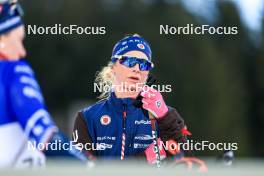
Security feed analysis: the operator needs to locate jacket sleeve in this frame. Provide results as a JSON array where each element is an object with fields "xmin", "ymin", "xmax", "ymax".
[{"xmin": 73, "ymin": 112, "xmax": 97, "ymax": 156}]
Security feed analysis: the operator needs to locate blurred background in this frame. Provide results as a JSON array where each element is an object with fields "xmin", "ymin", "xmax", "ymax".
[{"xmin": 21, "ymin": 0, "xmax": 264, "ymax": 158}]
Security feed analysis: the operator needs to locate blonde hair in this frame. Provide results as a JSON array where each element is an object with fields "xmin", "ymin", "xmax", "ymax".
[{"xmin": 95, "ymin": 61, "xmax": 114, "ymax": 100}]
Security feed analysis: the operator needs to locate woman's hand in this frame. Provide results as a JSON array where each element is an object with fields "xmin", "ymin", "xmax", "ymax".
[{"xmin": 140, "ymin": 86, "xmax": 168, "ymax": 118}]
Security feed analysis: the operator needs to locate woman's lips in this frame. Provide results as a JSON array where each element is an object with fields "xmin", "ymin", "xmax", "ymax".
[{"xmin": 128, "ymin": 76, "xmax": 140, "ymax": 82}]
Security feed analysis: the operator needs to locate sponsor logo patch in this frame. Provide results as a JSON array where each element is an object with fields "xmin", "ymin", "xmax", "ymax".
[
  {"xmin": 100, "ymin": 115, "xmax": 111, "ymax": 125},
  {"xmin": 97, "ymin": 136, "xmax": 116, "ymax": 141},
  {"xmin": 135, "ymin": 120, "xmax": 151, "ymax": 125},
  {"xmin": 137, "ymin": 43, "xmax": 145, "ymax": 50},
  {"xmin": 134, "ymin": 143, "xmax": 150, "ymax": 149},
  {"xmin": 134, "ymin": 135, "xmax": 153, "ymax": 141}
]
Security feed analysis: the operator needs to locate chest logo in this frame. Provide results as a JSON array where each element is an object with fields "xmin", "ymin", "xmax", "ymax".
[{"xmin": 100, "ymin": 115, "xmax": 111, "ymax": 125}]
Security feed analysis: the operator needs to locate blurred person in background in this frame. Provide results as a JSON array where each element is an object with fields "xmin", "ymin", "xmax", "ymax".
[
  {"xmin": 0, "ymin": 0, "xmax": 89, "ymax": 168},
  {"xmin": 73, "ymin": 34, "xmax": 193, "ymax": 165}
]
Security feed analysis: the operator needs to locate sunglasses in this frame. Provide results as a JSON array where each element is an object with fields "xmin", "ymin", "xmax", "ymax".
[{"xmin": 112, "ymin": 55, "xmax": 154, "ymax": 71}]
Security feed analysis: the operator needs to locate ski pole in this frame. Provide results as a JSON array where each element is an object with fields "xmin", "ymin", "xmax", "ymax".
[{"xmin": 148, "ymin": 112, "xmax": 161, "ymax": 168}]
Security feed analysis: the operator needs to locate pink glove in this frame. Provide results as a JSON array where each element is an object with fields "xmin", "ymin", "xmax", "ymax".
[
  {"xmin": 144, "ymin": 138, "xmax": 167, "ymax": 164},
  {"xmin": 140, "ymin": 86, "xmax": 168, "ymax": 118}
]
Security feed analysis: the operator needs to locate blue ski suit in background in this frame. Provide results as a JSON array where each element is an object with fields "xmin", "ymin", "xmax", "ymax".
[{"xmin": 0, "ymin": 59, "xmax": 56, "ymax": 167}]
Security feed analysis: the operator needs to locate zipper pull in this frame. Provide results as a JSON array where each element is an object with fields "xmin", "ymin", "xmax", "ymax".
[
  {"xmin": 121, "ymin": 104, "xmax": 127, "ymax": 160},
  {"xmin": 122, "ymin": 104, "xmax": 127, "ymax": 130},
  {"xmin": 123, "ymin": 103, "xmax": 127, "ymax": 115}
]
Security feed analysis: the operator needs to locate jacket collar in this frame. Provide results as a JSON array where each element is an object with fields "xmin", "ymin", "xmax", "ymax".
[{"xmin": 107, "ymin": 92, "xmax": 139, "ymax": 113}]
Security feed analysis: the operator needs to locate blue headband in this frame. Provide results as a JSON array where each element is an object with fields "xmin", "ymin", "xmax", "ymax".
[
  {"xmin": 111, "ymin": 35, "xmax": 152, "ymax": 62},
  {"xmin": 0, "ymin": 0, "xmax": 23, "ymax": 35}
]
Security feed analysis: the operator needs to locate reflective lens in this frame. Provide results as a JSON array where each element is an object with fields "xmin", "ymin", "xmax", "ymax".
[{"xmin": 118, "ymin": 56, "xmax": 153, "ymax": 71}]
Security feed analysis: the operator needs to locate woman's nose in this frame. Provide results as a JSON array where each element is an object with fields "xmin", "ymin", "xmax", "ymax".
[{"xmin": 132, "ymin": 64, "xmax": 140, "ymax": 72}]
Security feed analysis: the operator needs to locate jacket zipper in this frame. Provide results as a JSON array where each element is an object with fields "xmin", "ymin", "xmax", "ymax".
[
  {"xmin": 122, "ymin": 104, "xmax": 127, "ymax": 131},
  {"xmin": 120, "ymin": 104, "xmax": 127, "ymax": 160}
]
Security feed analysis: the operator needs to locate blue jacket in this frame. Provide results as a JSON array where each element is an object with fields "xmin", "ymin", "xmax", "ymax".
[
  {"xmin": 74, "ymin": 92, "xmax": 186, "ymax": 159},
  {"xmin": 0, "ymin": 59, "xmax": 97, "ymax": 164},
  {"xmin": 0, "ymin": 59, "xmax": 56, "ymax": 145}
]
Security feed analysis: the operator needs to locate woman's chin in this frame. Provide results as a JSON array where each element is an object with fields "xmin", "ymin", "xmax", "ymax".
[
  {"xmin": 128, "ymin": 84, "xmax": 144, "ymax": 93},
  {"xmin": 127, "ymin": 79, "xmax": 143, "ymax": 86},
  {"xmin": 125, "ymin": 81, "xmax": 137, "ymax": 87}
]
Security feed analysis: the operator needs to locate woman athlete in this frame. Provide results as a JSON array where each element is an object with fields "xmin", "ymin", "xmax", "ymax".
[{"xmin": 73, "ymin": 34, "xmax": 191, "ymax": 165}]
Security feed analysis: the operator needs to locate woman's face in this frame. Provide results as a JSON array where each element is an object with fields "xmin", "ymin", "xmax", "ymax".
[
  {"xmin": 0, "ymin": 25, "xmax": 26, "ymax": 60},
  {"xmin": 112, "ymin": 51, "xmax": 149, "ymax": 94}
]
